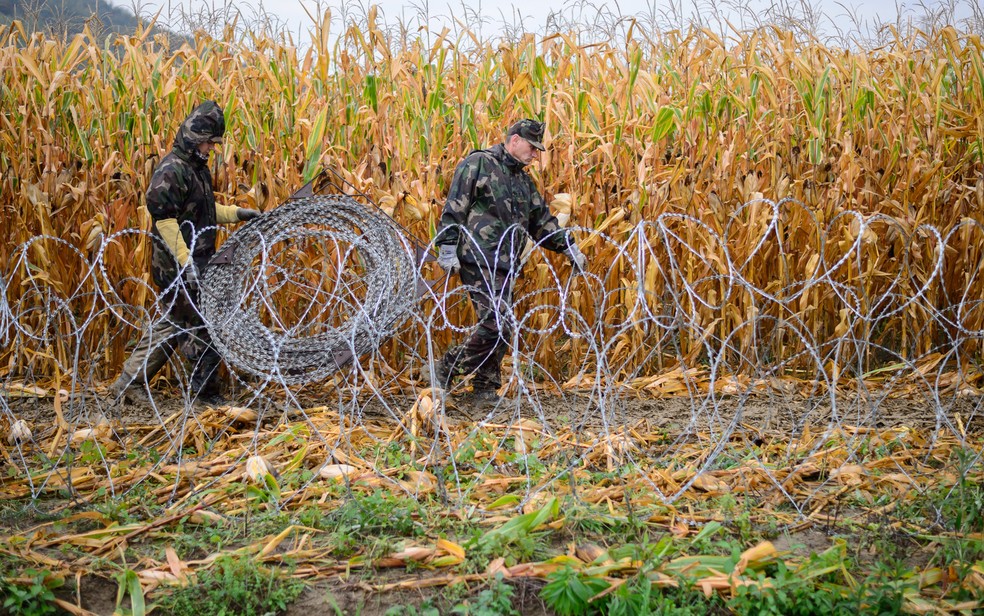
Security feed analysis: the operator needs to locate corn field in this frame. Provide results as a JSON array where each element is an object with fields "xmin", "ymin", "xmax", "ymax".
[
  {"xmin": 1, "ymin": 15, "xmax": 983, "ymax": 383},
  {"xmin": 2, "ymin": 10, "xmax": 984, "ymax": 613}
]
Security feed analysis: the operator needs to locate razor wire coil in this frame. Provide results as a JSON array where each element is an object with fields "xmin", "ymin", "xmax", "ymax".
[
  {"xmin": 2, "ymin": 197, "xmax": 984, "ymax": 516},
  {"xmin": 200, "ymin": 195, "xmax": 418, "ymax": 385}
]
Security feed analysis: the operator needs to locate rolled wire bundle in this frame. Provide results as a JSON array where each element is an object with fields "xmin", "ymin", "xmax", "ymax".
[{"xmin": 200, "ymin": 195, "xmax": 417, "ymax": 385}]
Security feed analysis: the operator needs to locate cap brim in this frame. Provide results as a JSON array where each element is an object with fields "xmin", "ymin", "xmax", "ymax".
[
  {"xmin": 209, "ymin": 136, "xmax": 224, "ymax": 144},
  {"xmin": 528, "ymin": 139, "xmax": 545, "ymax": 151}
]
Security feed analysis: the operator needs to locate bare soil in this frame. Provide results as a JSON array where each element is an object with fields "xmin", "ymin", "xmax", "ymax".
[
  {"xmin": 56, "ymin": 575, "xmax": 118, "ymax": 615},
  {"xmin": 51, "ymin": 573, "xmax": 551, "ymax": 616},
  {"xmin": 7, "ymin": 384, "xmax": 982, "ymax": 434},
  {"xmin": 282, "ymin": 577, "xmax": 551, "ymax": 616}
]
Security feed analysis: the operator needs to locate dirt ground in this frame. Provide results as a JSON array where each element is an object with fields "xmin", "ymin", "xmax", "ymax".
[
  {"xmin": 283, "ymin": 577, "xmax": 553, "ymax": 616},
  {"xmin": 62, "ymin": 574, "xmax": 552, "ymax": 616},
  {"xmin": 6, "ymin": 382, "xmax": 982, "ymax": 435},
  {"xmin": 6, "ymin": 384, "xmax": 983, "ymax": 615}
]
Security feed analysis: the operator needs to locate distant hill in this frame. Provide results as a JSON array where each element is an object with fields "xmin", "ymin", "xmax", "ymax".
[{"xmin": 0, "ymin": 0, "xmax": 171, "ymax": 41}]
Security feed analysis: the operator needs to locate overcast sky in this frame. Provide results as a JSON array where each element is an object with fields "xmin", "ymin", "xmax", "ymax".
[{"xmin": 109, "ymin": 0, "xmax": 980, "ymax": 43}]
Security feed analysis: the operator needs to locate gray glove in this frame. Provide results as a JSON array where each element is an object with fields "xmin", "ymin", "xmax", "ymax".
[
  {"xmin": 182, "ymin": 261, "xmax": 200, "ymax": 294},
  {"xmin": 437, "ymin": 245, "xmax": 460, "ymax": 273},
  {"xmin": 564, "ymin": 243, "xmax": 587, "ymax": 274},
  {"xmin": 237, "ymin": 208, "xmax": 261, "ymax": 221}
]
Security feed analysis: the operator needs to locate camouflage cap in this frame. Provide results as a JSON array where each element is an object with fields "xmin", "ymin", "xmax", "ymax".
[
  {"xmin": 178, "ymin": 100, "xmax": 225, "ymax": 146},
  {"xmin": 506, "ymin": 119, "xmax": 545, "ymax": 151}
]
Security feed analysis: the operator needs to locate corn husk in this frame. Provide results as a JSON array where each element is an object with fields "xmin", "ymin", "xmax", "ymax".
[{"xmin": 7, "ymin": 419, "xmax": 32, "ymax": 444}]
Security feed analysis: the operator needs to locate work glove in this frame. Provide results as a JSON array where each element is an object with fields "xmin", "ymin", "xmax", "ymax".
[
  {"xmin": 564, "ymin": 243, "xmax": 587, "ymax": 274},
  {"xmin": 237, "ymin": 208, "xmax": 261, "ymax": 221},
  {"xmin": 182, "ymin": 261, "xmax": 200, "ymax": 294},
  {"xmin": 437, "ymin": 245, "xmax": 460, "ymax": 274}
]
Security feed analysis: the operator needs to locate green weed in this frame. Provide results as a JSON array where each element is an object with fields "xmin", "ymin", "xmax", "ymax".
[
  {"xmin": 467, "ymin": 497, "xmax": 559, "ymax": 570},
  {"xmin": 541, "ymin": 565, "xmax": 610, "ymax": 615},
  {"xmin": 451, "ymin": 574, "xmax": 519, "ymax": 616},
  {"xmin": 607, "ymin": 578, "xmax": 723, "ymax": 616},
  {"xmin": 385, "ymin": 599, "xmax": 440, "ymax": 616},
  {"xmin": 156, "ymin": 554, "xmax": 304, "ymax": 616},
  {"xmin": 728, "ymin": 561, "xmax": 856, "ymax": 615},
  {"xmin": 0, "ymin": 568, "xmax": 63, "ymax": 616}
]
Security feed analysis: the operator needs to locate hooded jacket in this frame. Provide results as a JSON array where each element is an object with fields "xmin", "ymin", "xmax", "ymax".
[
  {"xmin": 435, "ymin": 143, "xmax": 569, "ymax": 273},
  {"xmin": 146, "ymin": 100, "xmax": 241, "ymax": 288}
]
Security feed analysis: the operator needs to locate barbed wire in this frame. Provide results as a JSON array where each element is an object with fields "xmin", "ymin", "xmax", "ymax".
[
  {"xmin": 1, "ymin": 197, "xmax": 983, "ymax": 522},
  {"xmin": 201, "ymin": 195, "xmax": 418, "ymax": 385}
]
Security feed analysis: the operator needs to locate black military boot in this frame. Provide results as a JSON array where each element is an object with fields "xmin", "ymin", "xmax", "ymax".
[
  {"xmin": 108, "ymin": 373, "xmax": 151, "ymax": 406},
  {"xmin": 470, "ymin": 370, "xmax": 502, "ymax": 404},
  {"xmin": 431, "ymin": 359, "xmax": 453, "ymax": 390},
  {"xmin": 470, "ymin": 388, "xmax": 501, "ymax": 404},
  {"xmin": 189, "ymin": 356, "xmax": 225, "ymax": 407},
  {"xmin": 432, "ymin": 346, "xmax": 464, "ymax": 391},
  {"xmin": 195, "ymin": 386, "xmax": 227, "ymax": 407}
]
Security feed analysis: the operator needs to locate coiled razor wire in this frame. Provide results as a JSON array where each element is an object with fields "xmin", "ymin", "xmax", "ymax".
[
  {"xmin": 200, "ymin": 195, "xmax": 417, "ymax": 385},
  {"xmin": 1, "ymin": 197, "xmax": 984, "ymax": 520}
]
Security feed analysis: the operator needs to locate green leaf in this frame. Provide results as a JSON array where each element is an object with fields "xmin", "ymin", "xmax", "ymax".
[
  {"xmin": 652, "ymin": 105, "xmax": 678, "ymax": 141},
  {"xmin": 364, "ymin": 74, "xmax": 378, "ymax": 112},
  {"xmin": 487, "ymin": 494, "xmax": 521, "ymax": 510},
  {"xmin": 542, "ymin": 565, "xmax": 611, "ymax": 616},
  {"xmin": 128, "ymin": 569, "xmax": 146, "ymax": 616},
  {"xmin": 478, "ymin": 497, "xmax": 559, "ymax": 548},
  {"xmin": 692, "ymin": 520, "xmax": 723, "ymax": 543},
  {"xmin": 302, "ymin": 105, "xmax": 329, "ymax": 182},
  {"xmin": 264, "ymin": 472, "xmax": 282, "ymax": 500}
]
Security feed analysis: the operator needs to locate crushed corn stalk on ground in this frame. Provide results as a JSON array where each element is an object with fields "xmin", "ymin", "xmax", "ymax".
[{"xmin": 2, "ymin": 387, "xmax": 983, "ymax": 614}]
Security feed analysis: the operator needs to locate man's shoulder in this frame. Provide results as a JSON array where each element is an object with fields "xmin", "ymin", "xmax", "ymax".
[
  {"xmin": 148, "ymin": 153, "xmax": 195, "ymax": 195},
  {"xmin": 451, "ymin": 149, "xmax": 497, "ymax": 179},
  {"xmin": 153, "ymin": 150, "xmax": 186, "ymax": 172},
  {"xmin": 151, "ymin": 152, "xmax": 191, "ymax": 179},
  {"xmin": 460, "ymin": 148, "xmax": 496, "ymax": 165}
]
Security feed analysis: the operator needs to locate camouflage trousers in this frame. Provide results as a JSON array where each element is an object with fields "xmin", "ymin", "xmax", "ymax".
[
  {"xmin": 441, "ymin": 266, "xmax": 514, "ymax": 391},
  {"xmin": 117, "ymin": 285, "xmax": 221, "ymax": 393}
]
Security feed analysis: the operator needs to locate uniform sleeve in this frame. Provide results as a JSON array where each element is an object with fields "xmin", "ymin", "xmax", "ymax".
[
  {"xmin": 146, "ymin": 163, "xmax": 192, "ymax": 265},
  {"xmin": 435, "ymin": 155, "xmax": 482, "ymax": 247},
  {"xmin": 145, "ymin": 163, "xmax": 186, "ymax": 221},
  {"xmin": 215, "ymin": 204, "xmax": 240, "ymax": 224},
  {"xmin": 155, "ymin": 218, "xmax": 190, "ymax": 266},
  {"xmin": 527, "ymin": 179, "xmax": 569, "ymax": 253}
]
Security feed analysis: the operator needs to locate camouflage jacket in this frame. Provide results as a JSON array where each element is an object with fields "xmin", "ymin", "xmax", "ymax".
[
  {"xmin": 147, "ymin": 101, "xmax": 224, "ymax": 289},
  {"xmin": 435, "ymin": 143, "xmax": 569, "ymax": 273}
]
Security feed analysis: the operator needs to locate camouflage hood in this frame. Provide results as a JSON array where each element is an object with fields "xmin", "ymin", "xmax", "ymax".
[{"xmin": 172, "ymin": 101, "xmax": 225, "ymax": 154}]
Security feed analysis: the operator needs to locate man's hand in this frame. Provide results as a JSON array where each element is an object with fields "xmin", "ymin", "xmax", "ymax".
[
  {"xmin": 437, "ymin": 245, "xmax": 460, "ymax": 274},
  {"xmin": 564, "ymin": 243, "xmax": 587, "ymax": 274},
  {"xmin": 182, "ymin": 262, "xmax": 200, "ymax": 294},
  {"xmin": 237, "ymin": 208, "xmax": 261, "ymax": 221}
]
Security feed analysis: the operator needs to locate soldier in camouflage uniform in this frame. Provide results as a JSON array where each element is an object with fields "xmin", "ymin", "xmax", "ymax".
[
  {"xmin": 433, "ymin": 119, "xmax": 587, "ymax": 401},
  {"xmin": 109, "ymin": 101, "xmax": 261, "ymax": 405}
]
